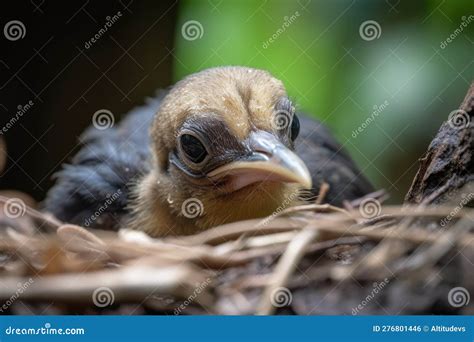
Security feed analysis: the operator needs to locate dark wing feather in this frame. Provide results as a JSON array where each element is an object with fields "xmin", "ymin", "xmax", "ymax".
[
  {"xmin": 295, "ymin": 114, "xmax": 374, "ymax": 205},
  {"xmin": 43, "ymin": 96, "xmax": 160, "ymax": 228}
]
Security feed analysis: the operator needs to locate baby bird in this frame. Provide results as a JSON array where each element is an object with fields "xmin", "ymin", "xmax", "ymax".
[{"xmin": 44, "ymin": 66, "xmax": 372, "ymax": 236}]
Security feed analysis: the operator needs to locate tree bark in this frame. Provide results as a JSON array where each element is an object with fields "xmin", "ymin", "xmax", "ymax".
[{"xmin": 405, "ymin": 83, "xmax": 474, "ymax": 204}]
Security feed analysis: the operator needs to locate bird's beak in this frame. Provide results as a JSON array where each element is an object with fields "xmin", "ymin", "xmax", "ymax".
[{"xmin": 208, "ymin": 131, "xmax": 312, "ymax": 192}]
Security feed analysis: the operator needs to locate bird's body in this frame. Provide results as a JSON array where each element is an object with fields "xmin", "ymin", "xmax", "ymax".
[{"xmin": 44, "ymin": 67, "xmax": 372, "ymax": 236}]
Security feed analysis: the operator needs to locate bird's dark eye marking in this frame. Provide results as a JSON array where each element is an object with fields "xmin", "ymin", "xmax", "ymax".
[
  {"xmin": 290, "ymin": 114, "xmax": 300, "ymax": 141},
  {"xmin": 274, "ymin": 97, "xmax": 299, "ymax": 142},
  {"xmin": 179, "ymin": 134, "xmax": 208, "ymax": 164}
]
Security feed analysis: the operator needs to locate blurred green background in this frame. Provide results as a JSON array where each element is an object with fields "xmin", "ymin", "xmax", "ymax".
[{"xmin": 173, "ymin": 0, "xmax": 473, "ymax": 202}]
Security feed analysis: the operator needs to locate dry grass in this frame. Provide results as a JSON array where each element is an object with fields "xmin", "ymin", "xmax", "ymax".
[{"xmin": 0, "ymin": 189, "xmax": 472, "ymax": 315}]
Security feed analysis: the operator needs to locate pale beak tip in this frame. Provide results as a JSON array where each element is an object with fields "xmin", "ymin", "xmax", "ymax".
[{"xmin": 293, "ymin": 164, "xmax": 313, "ymax": 189}]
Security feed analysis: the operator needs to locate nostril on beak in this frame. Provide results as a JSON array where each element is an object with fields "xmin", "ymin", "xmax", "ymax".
[{"xmin": 247, "ymin": 131, "xmax": 279, "ymax": 156}]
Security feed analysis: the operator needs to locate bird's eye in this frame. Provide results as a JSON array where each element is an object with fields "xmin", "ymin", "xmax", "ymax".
[
  {"xmin": 290, "ymin": 114, "xmax": 300, "ymax": 141},
  {"xmin": 179, "ymin": 134, "xmax": 208, "ymax": 164}
]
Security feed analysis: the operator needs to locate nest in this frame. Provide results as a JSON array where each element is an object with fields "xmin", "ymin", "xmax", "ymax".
[
  {"xmin": 0, "ymin": 188, "xmax": 473, "ymax": 315},
  {"xmin": 0, "ymin": 83, "xmax": 472, "ymax": 315}
]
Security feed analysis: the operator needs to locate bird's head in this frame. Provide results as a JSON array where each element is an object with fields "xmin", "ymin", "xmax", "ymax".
[{"xmin": 133, "ymin": 66, "xmax": 312, "ymax": 236}]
